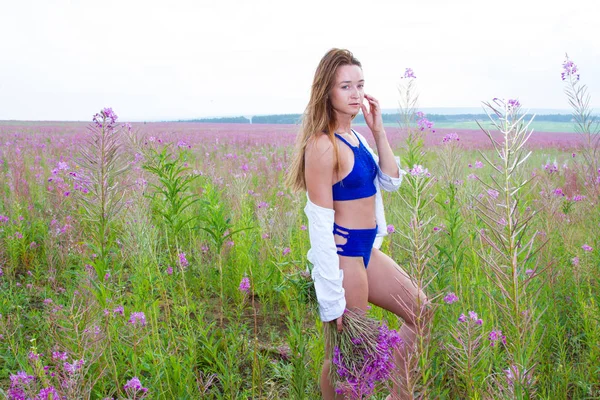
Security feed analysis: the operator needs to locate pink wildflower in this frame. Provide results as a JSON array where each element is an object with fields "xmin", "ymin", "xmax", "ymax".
[
  {"xmin": 129, "ymin": 312, "xmax": 147, "ymax": 326},
  {"xmin": 178, "ymin": 252, "xmax": 189, "ymax": 268},
  {"xmin": 444, "ymin": 292, "xmax": 458, "ymax": 304},
  {"xmin": 239, "ymin": 277, "xmax": 251, "ymax": 293}
]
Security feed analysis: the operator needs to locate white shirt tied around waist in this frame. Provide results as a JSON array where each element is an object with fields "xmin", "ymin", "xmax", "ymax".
[{"xmin": 304, "ymin": 131, "xmax": 406, "ymax": 322}]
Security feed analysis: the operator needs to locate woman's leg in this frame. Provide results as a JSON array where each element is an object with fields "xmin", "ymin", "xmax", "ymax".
[
  {"xmin": 321, "ymin": 257, "xmax": 369, "ymax": 400},
  {"xmin": 366, "ymin": 248, "xmax": 431, "ymax": 400}
]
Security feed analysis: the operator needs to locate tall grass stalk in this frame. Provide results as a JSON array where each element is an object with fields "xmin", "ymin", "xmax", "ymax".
[
  {"xmin": 139, "ymin": 139, "xmax": 201, "ymax": 320},
  {"xmin": 197, "ymin": 182, "xmax": 252, "ymax": 328},
  {"xmin": 74, "ymin": 108, "xmax": 131, "ymax": 306},
  {"xmin": 393, "ymin": 72, "xmax": 438, "ymax": 398},
  {"xmin": 475, "ymin": 99, "xmax": 546, "ymax": 398},
  {"xmin": 561, "ymin": 54, "xmax": 600, "ymax": 198}
]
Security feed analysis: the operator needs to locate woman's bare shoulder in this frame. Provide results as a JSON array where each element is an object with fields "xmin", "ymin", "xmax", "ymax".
[{"xmin": 305, "ymin": 132, "xmax": 334, "ymax": 166}]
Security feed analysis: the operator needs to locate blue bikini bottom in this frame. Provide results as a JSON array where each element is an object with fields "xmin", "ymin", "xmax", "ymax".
[{"xmin": 333, "ymin": 223, "xmax": 378, "ymax": 268}]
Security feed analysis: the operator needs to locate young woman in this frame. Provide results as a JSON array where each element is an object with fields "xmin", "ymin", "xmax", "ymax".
[{"xmin": 285, "ymin": 48, "xmax": 430, "ymax": 399}]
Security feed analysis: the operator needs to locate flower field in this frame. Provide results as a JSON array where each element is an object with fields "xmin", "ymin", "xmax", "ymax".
[
  {"xmin": 0, "ymin": 112, "xmax": 598, "ymax": 399},
  {"xmin": 1, "ymin": 58, "xmax": 599, "ymax": 400}
]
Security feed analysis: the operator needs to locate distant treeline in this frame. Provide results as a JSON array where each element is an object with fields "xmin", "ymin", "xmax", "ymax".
[
  {"xmin": 180, "ymin": 113, "xmax": 576, "ymax": 124},
  {"xmin": 181, "ymin": 116, "xmax": 250, "ymax": 123}
]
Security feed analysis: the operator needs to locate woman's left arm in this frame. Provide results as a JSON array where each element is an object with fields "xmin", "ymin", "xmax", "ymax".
[{"xmin": 361, "ymin": 93, "xmax": 400, "ymax": 178}]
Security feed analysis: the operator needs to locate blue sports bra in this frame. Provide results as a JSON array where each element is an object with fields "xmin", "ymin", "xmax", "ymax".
[{"xmin": 332, "ymin": 130, "xmax": 378, "ymax": 201}]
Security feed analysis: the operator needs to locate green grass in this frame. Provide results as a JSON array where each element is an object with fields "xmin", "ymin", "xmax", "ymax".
[{"xmin": 0, "ymin": 124, "xmax": 599, "ymax": 399}]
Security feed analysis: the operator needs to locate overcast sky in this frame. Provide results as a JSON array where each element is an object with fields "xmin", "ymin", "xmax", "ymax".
[{"xmin": 1, "ymin": 0, "xmax": 598, "ymax": 121}]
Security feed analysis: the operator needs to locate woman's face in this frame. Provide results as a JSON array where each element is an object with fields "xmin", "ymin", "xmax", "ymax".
[{"xmin": 329, "ymin": 64, "xmax": 364, "ymax": 118}]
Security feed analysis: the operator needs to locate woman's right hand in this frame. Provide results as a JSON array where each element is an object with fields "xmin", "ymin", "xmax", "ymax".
[{"xmin": 336, "ymin": 315, "xmax": 343, "ymax": 332}]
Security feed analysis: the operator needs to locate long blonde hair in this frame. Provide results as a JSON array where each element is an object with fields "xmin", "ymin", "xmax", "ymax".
[{"xmin": 284, "ymin": 48, "xmax": 362, "ymax": 192}]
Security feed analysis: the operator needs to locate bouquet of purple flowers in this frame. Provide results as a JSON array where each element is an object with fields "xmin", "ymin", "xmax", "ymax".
[{"xmin": 326, "ymin": 308, "xmax": 403, "ymax": 399}]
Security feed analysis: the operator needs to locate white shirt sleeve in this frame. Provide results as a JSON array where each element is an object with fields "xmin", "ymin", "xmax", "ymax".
[{"xmin": 304, "ymin": 194, "xmax": 346, "ymax": 322}]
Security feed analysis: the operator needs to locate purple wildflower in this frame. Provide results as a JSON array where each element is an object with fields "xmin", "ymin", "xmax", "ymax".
[
  {"xmin": 409, "ymin": 164, "xmax": 430, "ymax": 177},
  {"xmin": 561, "ymin": 55, "xmax": 580, "ymax": 81},
  {"xmin": 332, "ymin": 322, "xmax": 403, "ymax": 398},
  {"xmin": 467, "ymin": 311, "xmax": 483, "ymax": 325},
  {"xmin": 504, "ymin": 364, "xmax": 533, "ymax": 387},
  {"xmin": 543, "ymin": 162, "xmax": 558, "ymax": 174},
  {"xmin": 36, "ymin": 386, "xmax": 61, "ymax": 400},
  {"xmin": 282, "ymin": 247, "xmax": 291, "ymax": 256},
  {"xmin": 124, "ymin": 377, "xmax": 148, "ymax": 398},
  {"xmin": 8, "ymin": 371, "xmax": 35, "ymax": 399},
  {"xmin": 178, "ymin": 252, "xmax": 189, "ymax": 268},
  {"xmin": 505, "ymin": 366, "xmax": 516, "ymax": 386},
  {"xmin": 553, "ymin": 188, "xmax": 565, "ymax": 197},
  {"xmin": 239, "ymin": 276, "xmax": 251, "ymax": 293},
  {"xmin": 63, "ymin": 359, "xmax": 84, "ymax": 374},
  {"xmin": 487, "ymin": 189, "xmax": 499, "ymax": 199},
  {"xmin": 489, "ymin": 330, "xmax": 507, "ymax": 347},
  {"xmin": 416, "ymin": 112, "xmax": 435, "ymax": 132},
  {"xmin": 582, "ymin": 244, "xmax": 593, "ymax": 252},
  {"xmin": 113, "ymin": 305, "xmax": 124, "ymax": 316},
  {"xmin": 386, "ymin": 224, "xmax": 395, "ymax": 234},
  {"xmin": 402, "ymin": 68, "xmax": 416, "ymax": 79},
  {"xmin": 572, "ymin": 256, "xmax": 580, "ymax": 266},
  {"xmin": 507, "ymin": 99, "xmax": 521, "ymax": 109},
  {"xmin": 52, "ymin": 351, "xmax": 68, "ymax": 361},
  {"xmin": 458, "ymin": 313, "xmax": 467, "ymax": 323},
  {"xmin": 444, "ymin": 292, "xmax": 458, "ymax": 304},
  {"xmin": 10, "ymin": 371, "xmax": 35, "ymax": 386},
  {"xmin": 442, "ymin": 132, "xmax": 460, "ymax": 143},
  {"xmin": 92, "ymin": 107, "xmax": 118, "ymax": 129},
  {"xmin": 129, "ymin": 312, "xmax": 147, "ymax": 326}
]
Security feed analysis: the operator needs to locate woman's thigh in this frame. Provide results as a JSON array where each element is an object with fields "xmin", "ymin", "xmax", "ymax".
[
  {"xmin": 366, "ymin": 248, "xmax": 428, "ymax": 324},
  {"xmin": 339, "ymin": 256, "xmax": 369, "ymax": 311}
]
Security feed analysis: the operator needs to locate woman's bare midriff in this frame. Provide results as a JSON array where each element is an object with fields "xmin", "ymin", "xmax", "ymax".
[
  {"xmin": 333, "ymin": 196, "xmax": 376, "ymax": 254},
  {"xmin": 333, "ymin": 196, "xmax": 376, "ymax": 229}
]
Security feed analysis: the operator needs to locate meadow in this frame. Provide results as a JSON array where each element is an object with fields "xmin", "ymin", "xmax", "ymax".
[
  {"xmin": 0, "ymin": 98, "xmax": 599, "ymax": 400},
  {"xmin": 387, "ymin": 121, "xmax": 579, "ymax": 134}
]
